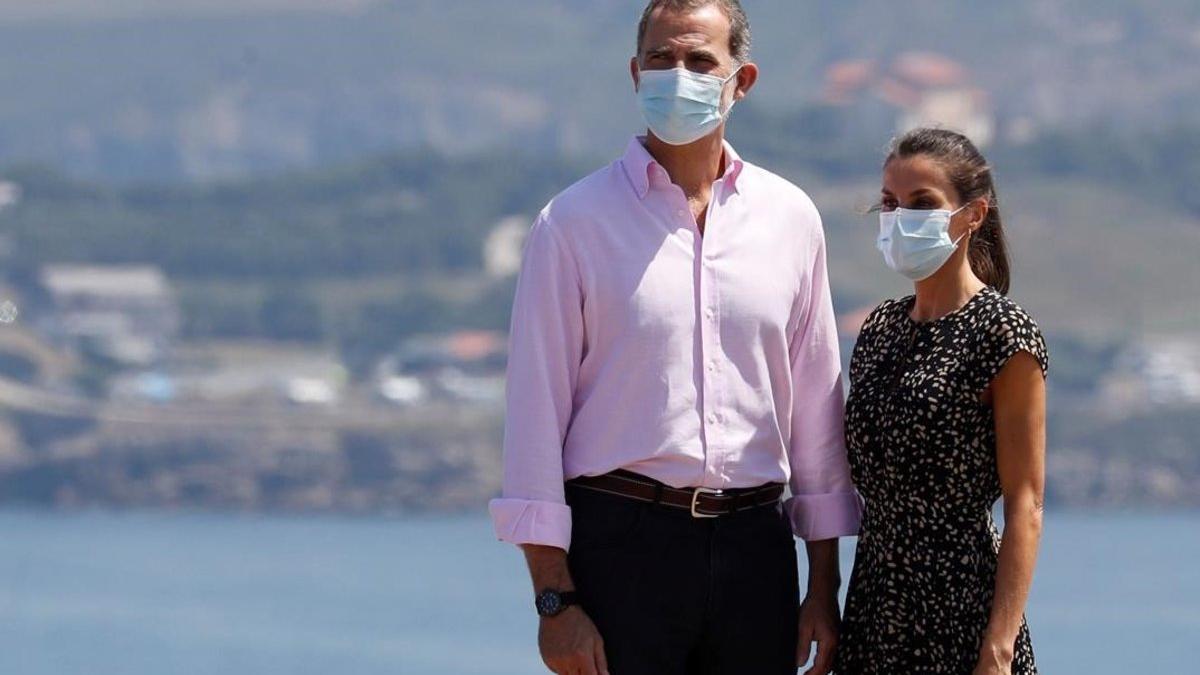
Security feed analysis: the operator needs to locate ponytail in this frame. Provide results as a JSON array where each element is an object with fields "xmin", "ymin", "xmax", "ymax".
[{"xmin": 967, "ymin": 188, "xmax": 1010, "ymax": 294}]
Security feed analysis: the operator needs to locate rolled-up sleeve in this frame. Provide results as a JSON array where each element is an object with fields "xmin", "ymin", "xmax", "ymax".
[
  {"xmin": 783, "ymin": 220, "xmax": 863, "ymax": 541},
  {"xmin": 488, "ymin": 211, "xmax": 583, "ymax": 552}
]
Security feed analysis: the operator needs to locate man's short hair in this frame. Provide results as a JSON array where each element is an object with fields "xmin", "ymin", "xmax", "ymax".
[{"xmin": 636, "ymin": 0, "xmax": 752, "ymax": 64}]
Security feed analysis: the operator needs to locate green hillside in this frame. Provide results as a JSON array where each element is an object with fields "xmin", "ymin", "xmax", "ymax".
[
  {"xmin": 4, "ymin": 124, "xmax": 1198, "ymax": 345},
  {"xmin": 0, "ymin": 0, "xmax": 1198, "ymax": 180}
]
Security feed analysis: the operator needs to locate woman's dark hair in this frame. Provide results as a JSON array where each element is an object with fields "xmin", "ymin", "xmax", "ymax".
[{"xmin": 885, "ymin": 127, "xmax": 1011, "ymax": 295}]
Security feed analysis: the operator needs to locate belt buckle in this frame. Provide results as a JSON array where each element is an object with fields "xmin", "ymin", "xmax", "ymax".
[{"xmin": 690, "ymin": 486, "xmax": 723, "ymax": 518}]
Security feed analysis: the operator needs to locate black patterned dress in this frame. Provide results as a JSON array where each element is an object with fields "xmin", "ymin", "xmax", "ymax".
[{"xmin": 834, "ymin": 286, "xmax": 1048, "ymax": 675}]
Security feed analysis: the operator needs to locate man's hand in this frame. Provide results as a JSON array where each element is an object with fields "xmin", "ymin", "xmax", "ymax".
[
  {"xmin": 520, "ymin": 544, "xmax": 608, "ymax": 674},
  {"xmin": 796, "ymin": 591, "xmax": 839, "ymax": 674},
  {"xmin": 797, "ymin": 537, "xmax": 841, "ymax": 674},
  {"xmin": 539, "ymin": 607, "xmax": 609, "ymax": 675}
]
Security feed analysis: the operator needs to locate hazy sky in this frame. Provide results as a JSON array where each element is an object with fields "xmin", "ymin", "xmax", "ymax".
[{"xmin": 0, "ymin": 0, "xmax": 373, "ymax": 22}]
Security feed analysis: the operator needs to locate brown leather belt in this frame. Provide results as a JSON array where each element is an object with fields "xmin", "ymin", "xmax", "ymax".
[{"xmin": 566, "ymin": 469, "xmax": 785, "ymax": 518}]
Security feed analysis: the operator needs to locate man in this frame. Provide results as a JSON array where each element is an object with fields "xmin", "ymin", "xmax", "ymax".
[{"xmin": 489, "ymin": 2, "xmax": 861, "ymax": 673}]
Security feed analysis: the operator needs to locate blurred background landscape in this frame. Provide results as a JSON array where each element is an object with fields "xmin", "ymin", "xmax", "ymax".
[
  {"xmin": 1, "ymin": 0, "xmax": 1197, "ymax": 512},
  {"xmin": 0, "ymin": 1, "xmax": 1197, "ymax": 673}
]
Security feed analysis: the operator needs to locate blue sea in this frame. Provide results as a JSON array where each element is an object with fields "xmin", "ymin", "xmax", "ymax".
[{"xmin": 0, "ymin": 510, "xmax": 1195, "ymax": 674}]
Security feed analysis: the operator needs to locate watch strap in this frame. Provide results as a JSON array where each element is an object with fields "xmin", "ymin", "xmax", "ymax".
[{"xmin": 535, "ymin": 588, "xmax": 578, "ymax": 616}]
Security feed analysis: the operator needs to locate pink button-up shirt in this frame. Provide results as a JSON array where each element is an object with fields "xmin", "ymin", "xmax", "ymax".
[{"xmin": 489, "ymin": 136, "xmax": 861, "ymax": 551}]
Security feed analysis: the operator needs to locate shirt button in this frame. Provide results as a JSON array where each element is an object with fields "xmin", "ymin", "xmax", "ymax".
[
  {"xmin": 707, "ymin": 360, "xmax": 717, "ymax": 372},
  {"xmin": 676, "ymin": 209, "xmax": 686, "ymax": 218},
  {"xmin": 707, "ymin": 412, "xmax": 718, "ymax": 424},
  {"xmin": 704, "ymin": 307, "xmax": 715, "ymax": 319}
]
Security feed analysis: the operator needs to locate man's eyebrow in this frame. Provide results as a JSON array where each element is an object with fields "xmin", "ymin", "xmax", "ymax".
[
  {"xmin": 644, "ymin": 45, "xmax": 674, "ymax": 58},
  {"xmin": 687, "ymin": 47, "xmax": 720, "ymax": 61}
]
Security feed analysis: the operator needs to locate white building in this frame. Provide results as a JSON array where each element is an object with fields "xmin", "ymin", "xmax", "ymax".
[
  {"xmin": 483, "ymin": 215, "xmax": 529, "ymax": 278},
  {"xmin": 897, "ymin": 88, "xmax": 994, "ymax": 148},
  {"xmin": 820, "ymin": 52, "xmax": 996, "ymax": 148},
  {"xmin": 39, "ymin": 264, "xmax": 181, "ymax": 366},
  {"xmin": 0, "ymin": 181, "xmax": 21, "ymax": 210}
]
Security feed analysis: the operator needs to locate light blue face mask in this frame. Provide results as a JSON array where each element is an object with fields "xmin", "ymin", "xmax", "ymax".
[
  {"xmin": 877, "ymin": 204, "xmax": 969, "ymax": 281},
  {"xmin": 636, "ymin": 66, "xmax": 740, "ymax": 146}
]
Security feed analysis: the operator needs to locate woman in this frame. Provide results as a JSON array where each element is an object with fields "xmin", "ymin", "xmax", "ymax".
[{"xmin": 834, "ymin": 128, "xmax": 1048, "ymax": 675}]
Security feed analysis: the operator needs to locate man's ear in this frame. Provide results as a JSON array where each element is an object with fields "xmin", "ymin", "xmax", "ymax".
[
  {"xmin": 630, "ymin": 57, "xmax": 641, "ymax": 91},
  {"xmin": 733, "ymin": 62, "xmax": 759, "ymax": 101}
]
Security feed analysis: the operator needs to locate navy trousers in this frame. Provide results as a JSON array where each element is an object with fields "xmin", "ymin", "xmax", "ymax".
[{"xmin": 565, "ymin": 479, "xmax": 800, "ymax": 674}]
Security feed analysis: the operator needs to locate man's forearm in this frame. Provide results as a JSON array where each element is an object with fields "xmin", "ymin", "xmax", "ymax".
[
  {"xmin": 521, "ymin": 544, "xmax": 576, "ymax": 592},
  {"xmin": 803, "ymin": 538, "xmax": 841, "ymax": 598}
]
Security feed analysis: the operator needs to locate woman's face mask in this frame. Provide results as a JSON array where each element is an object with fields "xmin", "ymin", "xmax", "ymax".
[{"xmin": 876, "ymin": 204, "xmax": 970, "ymax": 281}]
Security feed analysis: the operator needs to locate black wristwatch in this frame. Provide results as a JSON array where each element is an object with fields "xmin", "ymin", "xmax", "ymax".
[{"xmin": 534, "ymin": 588, "xmax": 578, "ymax": 617}]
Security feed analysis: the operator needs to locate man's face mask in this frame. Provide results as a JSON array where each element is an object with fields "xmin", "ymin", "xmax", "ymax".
[{"xmin": 636, "ymin": 66, "xmax": 741, "ymax": 146}]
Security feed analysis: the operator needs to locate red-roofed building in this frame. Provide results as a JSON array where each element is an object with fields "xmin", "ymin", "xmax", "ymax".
[{"xmin": 817, "ymin": 51, "xmax": 994, "ymax": 146}]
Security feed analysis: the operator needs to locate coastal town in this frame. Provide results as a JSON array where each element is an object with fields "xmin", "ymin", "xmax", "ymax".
[{"xmin": 1, "ymin": 178, "xmax": 1196, "ymax": 512}]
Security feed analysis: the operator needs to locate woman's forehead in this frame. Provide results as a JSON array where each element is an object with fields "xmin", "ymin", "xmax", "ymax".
[{"xmin": 883, "ymin": 155, "xmax": 953, "ymax": 195}]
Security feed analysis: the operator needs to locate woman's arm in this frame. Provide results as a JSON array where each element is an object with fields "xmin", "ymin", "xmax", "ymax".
[{"xmin": 975, "ymin": 350, "xmax": 1046, "ymax": 674}]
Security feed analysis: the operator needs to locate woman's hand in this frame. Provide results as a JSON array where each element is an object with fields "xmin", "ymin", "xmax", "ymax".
[{"xmin": 971, "ymin": 641, "xmax": 1014, "ymax": 675}]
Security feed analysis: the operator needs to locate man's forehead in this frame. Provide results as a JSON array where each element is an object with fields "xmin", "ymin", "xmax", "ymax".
[{"xmin": 641, "ymin": 5, "xmax": 732, "ymax": 54}]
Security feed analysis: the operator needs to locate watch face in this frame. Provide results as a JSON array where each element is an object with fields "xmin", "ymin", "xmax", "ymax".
[{"xmin": 536, "ymin": 591, "xmax": 562, "ymax": 616}]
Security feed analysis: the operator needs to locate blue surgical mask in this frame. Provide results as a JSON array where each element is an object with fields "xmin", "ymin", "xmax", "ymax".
[
  {"xmin": 877, "ymin": 205, "xmax": 969, "ymax": 280},
  {"xmin": 636, "ymin": 66, "xmax": 740, "ymax": 146}
]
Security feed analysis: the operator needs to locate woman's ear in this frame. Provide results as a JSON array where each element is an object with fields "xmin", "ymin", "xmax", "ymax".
[{"xmin": 969, "ymin": 199, "xmax": 989, "ymax": 230}]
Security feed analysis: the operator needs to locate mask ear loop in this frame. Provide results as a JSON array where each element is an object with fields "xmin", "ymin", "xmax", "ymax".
[
  {"xmin": 949, "ymin": 202, "xmax": 975, "ymax": 246},
  {"xmin": 718, "ymin": 65, "xmax": 743, "ymax": 118}
]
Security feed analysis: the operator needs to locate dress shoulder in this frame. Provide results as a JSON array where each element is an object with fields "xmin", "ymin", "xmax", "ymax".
[
  {"xmin": 858, "ymin": 295, "xmax": 913, "ymax": 337},
  {"xmin": 969, "ymin": 291, "xmax": 1049, "ymax": 393}
]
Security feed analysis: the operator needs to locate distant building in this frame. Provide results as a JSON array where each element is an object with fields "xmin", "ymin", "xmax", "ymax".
[
  {"xmin": 389, "ymin": 329, "xmax": 507, "ymax": 376},
  {"xmin": 163, "ymin": 341, "xmax": 346, "ymax": 403},
  {"xmin": 38, "ymin": 264, "xmax": 181, "ymax": 366},
  {"xmin": 0, "ymin": 181, "xmax": 21, "ymax": 210},
  {"xmin": 483, "ymin": 215, "xmax": 529, "ymax": 278},
  {"xmin": 1100, "ymin": 339, "xmax": 1200, "ymax": 412},
  {"xmin": 376, "ymin": 375, "xmax": 425, "ymax": 406},
  {"xmin": 820, "ymin": 51, "xmax": 995, "ymax": 147},
  {"xmin": 378, "ymin": 329, "xmax": 507, "ymax": 404},
  {"xmin": 282, "ymin": 376, "xmax": 339, "ymax": 406}
]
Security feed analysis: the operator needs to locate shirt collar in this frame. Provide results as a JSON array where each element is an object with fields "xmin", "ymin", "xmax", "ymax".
[{"xmin": 621, "ymin": 135, "xmax": 746, "ymax": 200}]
